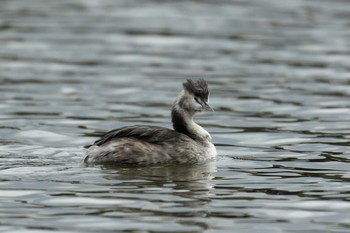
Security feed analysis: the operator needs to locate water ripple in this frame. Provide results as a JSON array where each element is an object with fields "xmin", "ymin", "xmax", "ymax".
[{"xmin": 1, "ymin": 0, "xmax": 350, "ymax": 232}]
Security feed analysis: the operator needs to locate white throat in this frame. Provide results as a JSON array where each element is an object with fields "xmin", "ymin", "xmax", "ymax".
[{"xmin": 183, "ymin": 112, "xmax": 211, "ymax": 140}]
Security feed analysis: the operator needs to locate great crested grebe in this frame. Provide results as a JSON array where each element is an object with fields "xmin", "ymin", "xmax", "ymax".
[{"xmin": 84, "ymin": 79, "xmax": 216, "ymax": 165}]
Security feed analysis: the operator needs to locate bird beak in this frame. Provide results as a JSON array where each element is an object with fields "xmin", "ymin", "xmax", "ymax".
[{"xmin": 203, "ymin": 102, "xmax": 215, "ymax": 112}]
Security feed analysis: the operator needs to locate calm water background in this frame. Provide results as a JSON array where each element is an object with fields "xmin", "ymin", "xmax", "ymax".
[{"xmin": 1, "ymin": 0, "xmax": 350, "ymax": 232}]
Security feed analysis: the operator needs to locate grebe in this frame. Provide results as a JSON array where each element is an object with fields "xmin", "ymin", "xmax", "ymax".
[{"xmin": 84, "ymin": 79, "xmax": 216, "ymax": 165}]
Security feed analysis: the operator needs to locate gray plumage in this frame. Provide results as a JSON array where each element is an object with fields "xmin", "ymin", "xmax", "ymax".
[
  {"xmin": 84, "ymin": 79, "xmax": 216, "ymax": 165},
  {"xmin": 84, "ymin": 125, "xmax": 191, "ymax": 147},
  {"xmin": 183, "ymin": 79, "xmax": 209, "ymax": 100}
]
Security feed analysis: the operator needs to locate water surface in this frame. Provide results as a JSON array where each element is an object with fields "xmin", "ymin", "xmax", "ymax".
[{"xmin": 1, "ymin": 0, "xmax": 350, "ymax": 232}]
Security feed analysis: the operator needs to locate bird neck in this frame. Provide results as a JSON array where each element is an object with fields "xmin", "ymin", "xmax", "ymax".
[{"xmin": 171, "ymin": 93, "xmax": 211, "ymax": 141}]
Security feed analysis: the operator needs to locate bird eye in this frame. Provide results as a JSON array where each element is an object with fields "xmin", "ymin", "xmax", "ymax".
[{"xmin": 194, "ymin": 97, "xmax": 200, "ymax": 103}]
